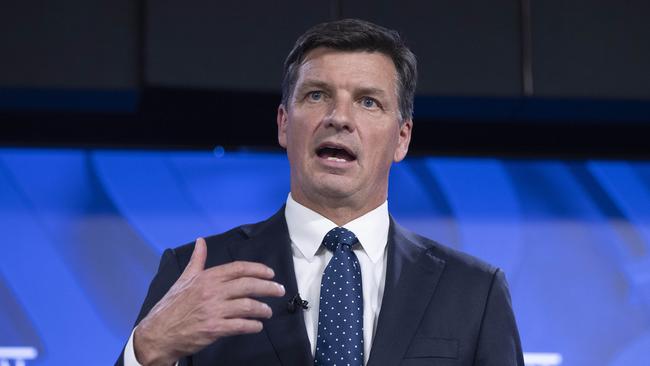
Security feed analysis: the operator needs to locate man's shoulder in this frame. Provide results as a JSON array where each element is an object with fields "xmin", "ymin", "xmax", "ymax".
[
  {"xmin": 171, "ymin": 208, "xmax": 286, "ymax": 266},
  {"xmin": 394, "ymin": 222, "xmax": 499, "ymax": 279}
]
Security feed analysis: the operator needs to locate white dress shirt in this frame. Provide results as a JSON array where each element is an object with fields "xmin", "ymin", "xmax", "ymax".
[
  {"xmin": 124, "ymin": 194, "xmax": 389, "ymax": 365},
  {"xmin": 285, "ymin": 194, "xmax": 389, "ymax": 365}
]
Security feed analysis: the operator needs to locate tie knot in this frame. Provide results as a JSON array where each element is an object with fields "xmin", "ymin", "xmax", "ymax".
[{"xmin": 322, "ymin": 227, "xmax": 358, "ymax": 252}]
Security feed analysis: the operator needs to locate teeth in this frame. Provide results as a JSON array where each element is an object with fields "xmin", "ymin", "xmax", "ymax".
[{"xmin": 327, "ymin": 156, "xmax": 347, "ymax": 163}]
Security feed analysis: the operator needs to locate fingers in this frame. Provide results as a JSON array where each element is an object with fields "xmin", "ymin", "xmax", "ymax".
[
  {"xmin": 205, "ymin": 260, "xmax": 276, "ymax": 282},
  {"xmin": 219, "ymin": 318, "xmax": 264, "ymax": 337},
  {"xmin": 222, "ymin": 277, "xmax": 285, "ymax": 299},
  {"xmin": 180, "ymin": 237, "xmax": 207, "ymax": 280},
  {"xmin": 135, "ymin": 243, "xmax": 285, "ymax": 362},
  {"xmin": 222, "ymin": 298, "xmax": 273, "ymax": 319}
]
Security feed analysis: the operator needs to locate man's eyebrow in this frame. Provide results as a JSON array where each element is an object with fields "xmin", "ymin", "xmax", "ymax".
[
  {"xmin": 295, "ymin": 80, "xmax": 389, "ymax": 99},
  {"xmin": 355, "ymin": 86, "xmax": 387, "ymax": 97},
  {"xmin": 296, "ymin": 79, "xmax": 331, "ymax": 92}
]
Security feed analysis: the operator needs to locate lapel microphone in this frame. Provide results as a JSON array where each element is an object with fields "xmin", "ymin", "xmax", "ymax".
[{"xmin": 287, "ymin": 293, "xmax": 309, "ymax": 313}]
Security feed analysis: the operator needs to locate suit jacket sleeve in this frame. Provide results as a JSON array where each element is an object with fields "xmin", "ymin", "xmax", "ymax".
[
  {"xmin": 474, "ymin": 269, "xmax": 524, "ymax": 366},
  {"xmin": 115, "ymin": 248, "xmax": 185, "ymax": 366}
]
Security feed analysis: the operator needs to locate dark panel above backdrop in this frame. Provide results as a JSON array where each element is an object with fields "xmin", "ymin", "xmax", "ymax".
[
  {"xmin": 145, "ymin": 0, "xmax": 332, "ymax": 91},
  {"xmin": 0, "ymin": 0, "xmax": 649, "ymax": 157},
  {"xmin": 531, "ymin": 0, "xmax": 650, "ymax": 99},
  {"xmin": 328, "ymin": 0, "xmax": 523, "ymax": 96},
  {"xmin": 0, "ymin": 0, "xmax": 138, "ymax": 89},
  {"xmin": 146, "ymin": 0, "xmax": 523, "ymax": 96}
]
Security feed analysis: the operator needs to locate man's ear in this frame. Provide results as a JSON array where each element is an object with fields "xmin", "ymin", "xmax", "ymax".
[
  {"xmin": 277, "ymin": 104, "xmax": 288, "ymax": 148},
  {"xmin": 393, "ymin": 119, "xmax": 412, "ymax": 162}
]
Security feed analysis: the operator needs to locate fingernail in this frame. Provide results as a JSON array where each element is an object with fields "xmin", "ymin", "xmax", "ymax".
[
  {"xmin": 267, "ymin": 267, "xmax": 275, "ymax": 277},
  {"xmin": 277, "ymin": 283, "xmax": 285, "ymax": 293}
]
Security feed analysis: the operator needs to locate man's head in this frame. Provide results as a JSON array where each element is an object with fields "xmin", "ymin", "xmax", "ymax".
[
  {"xmin": 281, "ymin": 19, "xmax": 417, "ymax": 122},
  {"xmin": 277, "ymin": 19, "xmax": 417, "ymax": 223}
]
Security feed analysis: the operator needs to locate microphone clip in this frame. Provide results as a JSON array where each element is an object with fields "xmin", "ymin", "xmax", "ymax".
[{"xmin": 287, "ymin": 293, "xmax": 309, "ymax": 313}]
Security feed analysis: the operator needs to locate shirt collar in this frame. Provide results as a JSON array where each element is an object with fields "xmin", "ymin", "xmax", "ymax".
[{"xmin": 285, "ymin": 193, "xmax": 389, "ymax": 263}]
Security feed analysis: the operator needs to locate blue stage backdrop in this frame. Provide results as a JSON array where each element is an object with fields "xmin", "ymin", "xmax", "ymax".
[{"xmin": 0, "ymin": 148, "xmax": 648, "ymax": 366}]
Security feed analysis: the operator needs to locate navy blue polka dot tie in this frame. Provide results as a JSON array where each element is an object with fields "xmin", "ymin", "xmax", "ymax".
[{"xmin": 314, "ymin": 227, "xmax": 364, "ymax": 366}]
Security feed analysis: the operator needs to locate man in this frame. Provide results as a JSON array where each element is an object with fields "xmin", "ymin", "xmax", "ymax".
[{"xmin": 118, "ymin": 19, "xmax": 524, "ymax": 366}]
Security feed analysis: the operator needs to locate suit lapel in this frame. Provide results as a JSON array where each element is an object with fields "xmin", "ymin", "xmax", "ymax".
[
  {"xmin": 226, "ymin": 208, "xmax": 313, "ymax": 365},
  {"xmin": 367, "ymin": 218, "xmax": 446, "ymax": 366}
]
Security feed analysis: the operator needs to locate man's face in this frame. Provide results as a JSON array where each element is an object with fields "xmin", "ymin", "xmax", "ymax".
[{"xmin": 277, "ymin": 47, "xmax": 412, "ymax": 214}]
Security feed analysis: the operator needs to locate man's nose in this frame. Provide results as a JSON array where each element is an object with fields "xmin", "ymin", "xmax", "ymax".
[{"xmin": 324, "ymin": 96, "xmax": 355, "ymax": 132}]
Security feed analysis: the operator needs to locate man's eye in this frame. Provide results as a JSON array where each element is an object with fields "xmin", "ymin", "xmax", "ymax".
[
  {"xmin": 308, "ymin": 91, "xmax": 323, "ymax": 101},
  {"xmin": 361, "ymin": 97, "xmax": 378, "ymax": 109}
]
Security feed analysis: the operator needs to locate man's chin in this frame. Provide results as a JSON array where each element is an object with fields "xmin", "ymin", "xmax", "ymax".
[{"xmin": 311, "ymin": 176, "xmax": 359, "ymax": 200}]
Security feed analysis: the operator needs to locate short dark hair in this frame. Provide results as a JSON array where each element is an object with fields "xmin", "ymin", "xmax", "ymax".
[{"xmin": 281, "ymin": 19, "xmax": 417, "ymax": 121}]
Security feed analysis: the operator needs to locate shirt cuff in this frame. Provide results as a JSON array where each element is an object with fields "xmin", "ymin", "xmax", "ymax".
[
  {"xmin": 123, "ymin": 327, "xmax": 143, "ymax": 366},
  {"xmin": 124, "ymin": 327, "xmax": 180, "ymax": 366}
]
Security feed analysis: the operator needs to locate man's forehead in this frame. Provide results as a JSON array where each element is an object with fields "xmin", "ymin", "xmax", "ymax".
[
  {"xmin": 300, "ymin": 47, "xmax": 395, "ymax": 69},
  {"xmin": 295, "ymin": 47, "xmax": 398, "ymax": 89}
]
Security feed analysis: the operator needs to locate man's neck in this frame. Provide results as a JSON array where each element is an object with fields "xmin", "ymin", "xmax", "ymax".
[{"xmin": 289, "ymin": 192, "xmax": 385, "ymax": 226}]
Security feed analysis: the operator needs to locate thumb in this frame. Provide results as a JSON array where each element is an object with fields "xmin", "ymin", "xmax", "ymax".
[{"xmin": 181, "ymin": 237, "xmax": 207, "ymax": 279}]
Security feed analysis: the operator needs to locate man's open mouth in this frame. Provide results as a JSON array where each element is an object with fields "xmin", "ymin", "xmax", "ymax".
[{"xmin": 316, "ymin": 143, "xmax": 357, "ymax": 163}]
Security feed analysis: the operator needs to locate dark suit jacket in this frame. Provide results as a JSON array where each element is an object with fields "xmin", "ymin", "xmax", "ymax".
[{"xmin": 118, "ymin": 208, "xmax": 524, "ymax": 365}]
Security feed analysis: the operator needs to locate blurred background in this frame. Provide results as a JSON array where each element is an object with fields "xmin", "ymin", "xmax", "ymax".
[{"xmin": 1, "ymin": 1, "xmax": 649, "ymax": 365}]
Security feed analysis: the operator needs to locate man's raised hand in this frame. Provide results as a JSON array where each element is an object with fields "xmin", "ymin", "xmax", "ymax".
[{"xmin": 133, "ymin": 237, "xmax": 285, "ymax": 366}]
